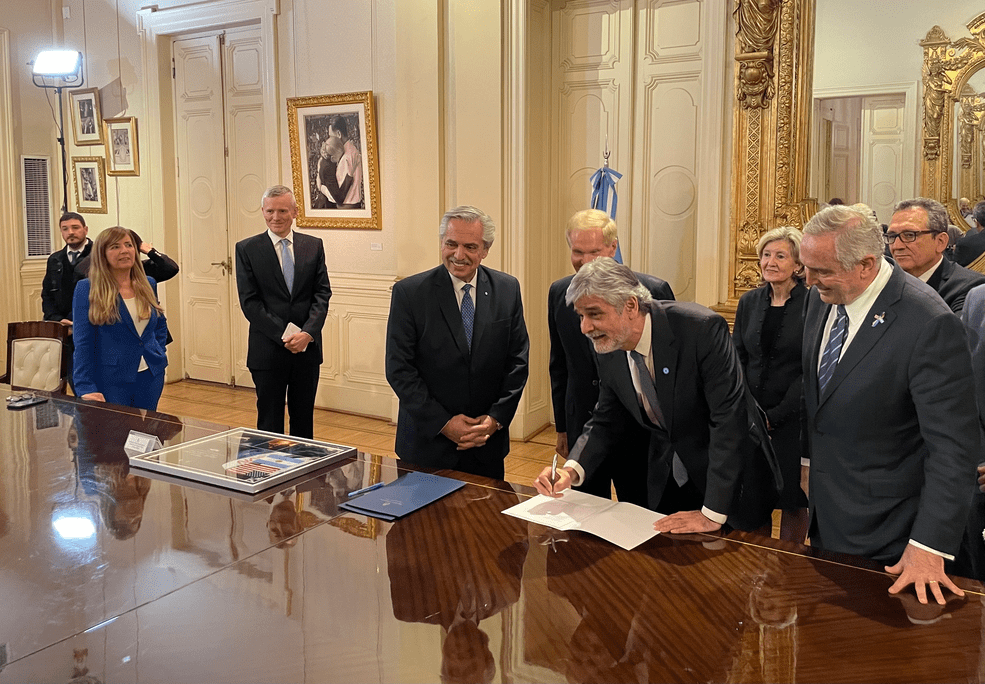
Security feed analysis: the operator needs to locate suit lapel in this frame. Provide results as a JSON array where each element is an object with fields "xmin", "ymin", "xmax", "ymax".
[
  {"xmin": 117, "ymin": 296, "xmax": 142, "ymax": 339},
  {"xmin": 290, "ymin": 233, "xmax": 314, "ymax": 298},
  {"xmin": 817, "ymin": 265, "xmax": 904, "ymax": 408},
  {"xmin": 262, "ymin": 234, "xmax": 292, "ymax": 298},
  {"xmin": 647, "ymin": 303, "xmax": 677, "ymax": 432},
  {"xmin": 433, "ymin": 266, "xmax": 471, "ymax": 358},
  {"xmin": 470, "ymin": 268, "xmax": 491, "ymax": 353}
]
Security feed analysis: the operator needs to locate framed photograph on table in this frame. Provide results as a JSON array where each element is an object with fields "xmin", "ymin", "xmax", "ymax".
[
  {"xmin": 288, "ymin": 91, "xmax": 381, "ymax": 229},
  {"xmin": 71, "ymin": 156, "xmax": 107, "ymax": 214},
  {"xmin": 104, "ymin": 117, "xmax": 140, "ymax": 176},
  {"xmin": 69, "ymin": 88, "xmax": 104, "ymax": 146}
]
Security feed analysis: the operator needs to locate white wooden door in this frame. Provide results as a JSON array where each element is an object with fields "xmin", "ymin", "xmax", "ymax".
[
  {"xmin": 861, "ymin": 94, "xmax": 905, "ymax": 226},
  {"xmin": 173, "ymin": 26, "xmax": 264, "ymax": 386},
  {"xmin": 221, "ymin": 26, "xmax": 266, "ymax": 388}
]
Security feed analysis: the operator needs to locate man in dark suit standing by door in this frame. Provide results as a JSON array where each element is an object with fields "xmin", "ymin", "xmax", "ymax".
[
  {"xmin": 385, "ymin": 206, "xmax": 529, "ymax": 479},
  {"xmin": 800, "ymin": 204, "xmax": 979, "ymax": 604},
  {"xmin": 236, "ymin": 185, "xmax": 332, "ymax": 438},
  {"xmin": 42, "ymin": 212, "xmax": 93, "ymax": 390},
  {"xmin": 534, "ymin": 258, "xmax": 777, "ymax": 533},
  {"xmin": 548, "ymin": 209, "xmax": 674, "ymax": 503}
]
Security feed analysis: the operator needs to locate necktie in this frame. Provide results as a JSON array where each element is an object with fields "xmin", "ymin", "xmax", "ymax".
[
  {"xmin": 280, "ymin": 238, "xmax": 294, "ymax": 293},
  {"xmin": 630, "ymin": 350, "xmax": 688, "ymax": 486},
  {"xmin": 68, "ymin": 251, "xmax": 78, "ymax": 266},
  {"xmin": 818, "ymin": 304, "xmax": 848, "ymax": 395},
  {"xmin": 461, "ymin": 284, "xmax": 474, "ymax": 348}
]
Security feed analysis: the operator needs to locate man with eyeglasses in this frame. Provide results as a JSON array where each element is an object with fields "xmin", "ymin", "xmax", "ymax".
[
  {"xmin": 801, "ymin": 203, "xmax": 979, "ymax": 606},
  {"xmin": 887, "ymin": 197, "xmax": 985, "ymax": 313},
  {"xmin": 385, "ymin": 206, "xmax": 529, "ymax": 479}
]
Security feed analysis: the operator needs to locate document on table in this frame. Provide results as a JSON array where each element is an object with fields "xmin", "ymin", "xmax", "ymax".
[{"xmin": 502, "ymin": 490, "xmax": 665, "ymax": 550}]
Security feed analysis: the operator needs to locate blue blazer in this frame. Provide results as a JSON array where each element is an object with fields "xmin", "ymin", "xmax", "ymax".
[{"xmin": 72, "ymin": 278, "xmax": 169, "ymax": 396}]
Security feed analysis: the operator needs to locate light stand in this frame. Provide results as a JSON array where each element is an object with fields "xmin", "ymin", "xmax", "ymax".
[{"xmin": 31, "ymin": 50, "xmax": 84, "ymax": 213}]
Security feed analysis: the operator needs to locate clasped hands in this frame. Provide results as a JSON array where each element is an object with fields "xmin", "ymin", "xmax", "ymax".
[
  {"xmin": 441, "ymin": 414, "xmax": 498, "ymax": 450},
  {"xmin": 283, "ymin": 331, "xmax": 312, "ymax": 353}
]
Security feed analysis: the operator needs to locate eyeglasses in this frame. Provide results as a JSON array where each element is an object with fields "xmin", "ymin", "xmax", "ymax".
[{"xmin": 883, "ymin": 229, "xmax": 940, "ymax": 245}]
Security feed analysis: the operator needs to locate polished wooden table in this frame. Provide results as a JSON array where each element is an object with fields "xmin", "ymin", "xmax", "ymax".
[{"xmin": 2, "ymin": 389, "xmax": 984, "ymax": 683}]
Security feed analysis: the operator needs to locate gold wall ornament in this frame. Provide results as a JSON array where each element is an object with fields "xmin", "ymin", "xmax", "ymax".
[
  {"xmin": 920, "ymin": 14, "xmax": 985, "ymax": 226},
  {"xmin": 722, "ymin": 0, "xmax": 815, "ymax": 322},
  {"xmin": 733, "ymin": 0, "xmax": 782, "ymax": 109}
]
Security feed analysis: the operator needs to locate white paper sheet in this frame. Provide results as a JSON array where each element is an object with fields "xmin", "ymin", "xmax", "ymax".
[{"xmin": 502, "ymin": 490, "xmax": 665, "ymax": 550}]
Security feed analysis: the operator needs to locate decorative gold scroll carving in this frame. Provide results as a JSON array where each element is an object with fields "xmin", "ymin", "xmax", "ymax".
[
  {"xmin": 722, "ymin": 0, "xmax": 815, "ymax": 322},
  {"xmin": 734, "ymin": 0, "xmax": 781, "ymax": 109},
  {"xmin": 920, "ymin": 14, "xmax": 985, "ymax": 226}
]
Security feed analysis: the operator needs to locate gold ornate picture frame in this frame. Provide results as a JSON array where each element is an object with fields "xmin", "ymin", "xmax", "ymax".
[
  {"xmin": 72, "ymin": 156, "xmax": 107, "ymax": 214},
  {"xmin": 104, "ymin": 117, "xmax": 140, "ymax": 177},
  {"xmin": 69, "ymin": 87, "xmax": 104, "ymax": 146},
  {"xmin": 287, "ymin": 91, "xmax": 382, "ymax": 229}
]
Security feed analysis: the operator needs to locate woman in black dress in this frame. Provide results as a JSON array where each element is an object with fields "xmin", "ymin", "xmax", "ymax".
[{"xmin": 733, "ymin": 226, "xmax": 809, "ymax": 543}]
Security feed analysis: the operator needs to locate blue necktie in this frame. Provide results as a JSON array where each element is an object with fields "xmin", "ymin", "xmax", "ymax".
[
  {"xmin": 818, "ymin": 305, "xmax": 848, "ymax": 395},
  {"xmin": 630, "ymin": 350, "xmax": 687, "ymax": 485},
  {"xmin": 280, "ymin": 238, "xmax": 294, "ymax": 293},
  {"xmin": 461, "ymin": 283, "xmax": 474, "ymax": 348}
]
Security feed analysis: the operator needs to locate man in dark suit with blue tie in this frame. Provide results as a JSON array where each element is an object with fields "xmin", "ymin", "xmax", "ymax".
[
  {"xmin": 385, "ymin": 206, "xmax": 529, "ymax": 479},
  {"xmin": 549, "ymin": 209, "xmax": 674, "ymax": 503},
  {"xmin": 534, "ymin": 258, "xmax": 777, "ymax": 533},
  {"xmin": 800, "ymin": 204, "xmax": 979, "ymax": 604},
  {"xmin": 235, "ymin": 185, "xmax": 332, "ymax": 438}
]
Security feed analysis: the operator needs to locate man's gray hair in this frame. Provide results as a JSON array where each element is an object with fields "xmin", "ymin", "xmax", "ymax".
[
  {"xmin": 803, "ymin": 205, "xmax": 883, "ymax": 271},
  {"xmin": 565, "ymin": 257, "xmax": 653, "ymax": 309},
  {"xmin": 974, "ymin": 201, "xmax": 985, "ymax": 228},
  {"xmin": 439, "ymin": 206, "xmax": 496, "ymax": 248},
  {"xmin": 894, "ymin": 197, "xmax": 948, "ymax": 234},
  {"xmin": 262, "ymin": 184, "xmax": 296, "ymax": 205}
]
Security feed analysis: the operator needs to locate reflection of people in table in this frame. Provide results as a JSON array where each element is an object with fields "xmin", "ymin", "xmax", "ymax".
[
  {"xmin": 61, "ymin": 402, "xmax": 182, "ymax": 540},
  {"xmin": 386, "ymin": 475, "xmax": 527, "ymax": 684}
]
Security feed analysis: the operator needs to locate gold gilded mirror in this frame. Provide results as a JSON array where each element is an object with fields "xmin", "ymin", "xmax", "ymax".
[{"xmin": 920, "ymin": 13, "xmax": 985, "ymax": 226}]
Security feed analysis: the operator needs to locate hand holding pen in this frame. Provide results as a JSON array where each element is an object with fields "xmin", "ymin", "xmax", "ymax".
[{"xmin": 533, "ymin": 454, "xmax": 573, "ymax": 498}]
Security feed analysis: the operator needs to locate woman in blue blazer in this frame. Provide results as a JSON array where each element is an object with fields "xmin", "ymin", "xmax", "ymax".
[{"xmin": 73, "ymin": 226, "xmax": 169, "ymax": 410}]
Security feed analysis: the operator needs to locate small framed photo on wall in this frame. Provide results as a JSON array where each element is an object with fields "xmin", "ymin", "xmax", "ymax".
[
  {"xmin": 69, "ymin": 88, "xmax": 104, "ymax": 146},
  {"xmin": 104, "ymin": 117, "xmax": 140, "ymax": 176},
  {"xmin": 72, "ymin": 156, "xmax": 107, "ymax": 213},
  {"xmin": 287, "ymin": 91, "xmax": 382, "ymax": 229}
]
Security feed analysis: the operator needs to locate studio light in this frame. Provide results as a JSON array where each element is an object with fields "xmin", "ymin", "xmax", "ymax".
[
  {"xmin": 32, "ymin": 50, "xmax": 83, "ymax": 80},
  {"xmin": 30, "ymin": 49, "xmax": 85, "ymax": 212}
]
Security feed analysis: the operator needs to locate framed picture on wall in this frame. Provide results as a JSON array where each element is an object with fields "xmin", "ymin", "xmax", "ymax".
[
  {"xmin": 69, "ymin": 88, "xmax": 104, "ymax": 146},
  {"xmin": 104, "ymin": 117, "xmax": 140, "ymax": 176},
  {"xmin": 72, "ymin": 156, "xmax": 107, "ymax": 214},
  {"xmin": 287, "ymin": 91, "xmax": 381, "ymax": 229}
]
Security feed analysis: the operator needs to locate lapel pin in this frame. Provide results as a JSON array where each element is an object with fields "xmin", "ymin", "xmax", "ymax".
[
  {"xmin": 872, "ymin": 312, "xmax": 885, "ymax": 327},
  {"xmin": 662, "ymin": 367, "xmax": 669, "ymax": 375}
]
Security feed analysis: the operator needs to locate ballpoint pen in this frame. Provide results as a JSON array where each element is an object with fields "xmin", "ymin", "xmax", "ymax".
[
  {"xmin": 348, "ymin": 481, "xmax": 384, "ymax": 497},
  {"xmin": 550, "ymin": 453, "xmax": 558, "ymax": 495}
]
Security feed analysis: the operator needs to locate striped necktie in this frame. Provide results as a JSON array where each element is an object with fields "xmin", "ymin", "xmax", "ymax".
[
  {"xmin": 818, "ymin": 305, "xmax": 848, "ymax": 395},
  {"xmin": 461, "ymin": 283, "xmax": 474, "ymax": 348}
]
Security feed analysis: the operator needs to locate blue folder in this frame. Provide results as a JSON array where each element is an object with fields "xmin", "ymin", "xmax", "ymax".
[{"xmin": 339, "ymin": 471, "xmax": 465, "ymax": 521}]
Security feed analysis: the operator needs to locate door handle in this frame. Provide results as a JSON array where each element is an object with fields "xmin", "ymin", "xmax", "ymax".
[{"xmin": 211, "ymin": 258, "xmax": 232, "ymax": 275}]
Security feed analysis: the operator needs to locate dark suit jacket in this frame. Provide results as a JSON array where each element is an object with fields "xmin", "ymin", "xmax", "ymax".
[
  {"xmin": 957, "ymin": 284, "xmax": 985, "ymax": 580},
  {"xmin": 385, "ymin": 264, "xmax": 529, "ymax": 469},
  {"xmin": 548, "ymin": 271, "xmax": 673, "ymax": 441},
  {"xmin": 569, "ymin": 300, "xmax": 778, "ymax": 530},
  {"xmin": 42, "ymin": 239, "xmax": 93, "ymax": 322},
  {"xmin": 925, "ymin": 256, "xmax": 985, "ymax": 313},
  {"xmin": 954, "ymin": 229, "xmax": 985, "ymax": 267},
  {"xmin": 803, "ymin": 261, "xmax": 979, "ymax": 563},
  {"xmin": 71, "ymin": 278, "xmax": 169, "ymax": 397},
  {"xmin": 732, "ymin": 281, "xmax": 807, "ymax": 428},
  {"xmin": 235, "ymin": 231, "xmax": 332, "ymax": 370}
]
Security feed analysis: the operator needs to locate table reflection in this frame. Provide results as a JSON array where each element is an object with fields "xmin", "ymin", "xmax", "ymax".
[{"xmin": 386, "ymin": 467, "xmax": 528, "ymax": 684}]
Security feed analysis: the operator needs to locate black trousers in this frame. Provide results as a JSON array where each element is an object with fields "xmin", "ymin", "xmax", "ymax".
[{"xmin": 251, "ymin": 361, "xmax": 320, "ymax": 439}]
